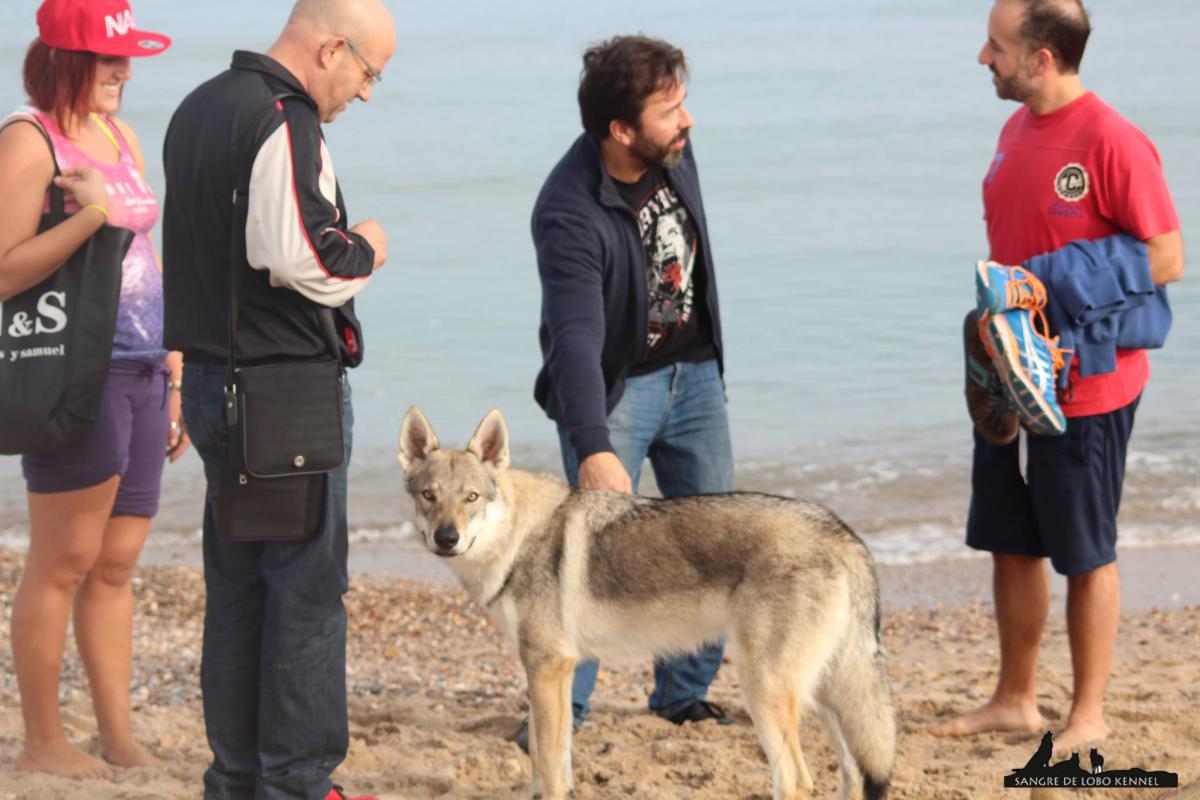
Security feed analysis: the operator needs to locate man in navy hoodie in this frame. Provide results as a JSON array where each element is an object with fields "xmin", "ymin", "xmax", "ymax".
[{"xmin": 529, "ymin": 35, "xmax": 733, "ymax": 740}]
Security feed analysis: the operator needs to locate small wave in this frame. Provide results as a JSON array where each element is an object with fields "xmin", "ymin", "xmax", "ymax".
[
  {"xmin": 1117, "ymin": 523, "xmax": 1200, "ymax": 550},
  {"xmin": 859, "ymin": 520, "xmax": 1200, "ymax": 569},
  {"xmin": 3, "ymin": 440, "xmax": 1195, "ymax": 571},
  {"xmin": 0, "ymin": 526, "xmax": 28, "ymax": 551},
  {"xmin": 858, "ymin": 523, "xmax": 976, "ymax": 566}
]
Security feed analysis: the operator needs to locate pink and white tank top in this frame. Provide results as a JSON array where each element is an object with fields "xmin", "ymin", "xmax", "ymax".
[{"xmin": 6, "ymin": 105, "xmax": 165, "ymax": 362}]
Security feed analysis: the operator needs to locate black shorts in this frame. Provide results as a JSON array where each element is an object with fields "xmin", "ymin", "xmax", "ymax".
[{"xmin": 966, "ymin": 396, "xmax": 1139, "ymax": 576}]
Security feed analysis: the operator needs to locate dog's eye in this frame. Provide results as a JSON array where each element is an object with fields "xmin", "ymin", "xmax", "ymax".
[
  {"xmin": 465, "ymin": 491, "xmax": 479, "ymax": 503},
  {"xmin": 421, "ymin": 489, "xmax": 436, "ymax": 502}
]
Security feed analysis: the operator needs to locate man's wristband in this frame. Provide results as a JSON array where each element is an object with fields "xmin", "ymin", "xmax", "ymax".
[{"xmin": 167, "ymin": 380, "xmax": 183, "ymax": 391}]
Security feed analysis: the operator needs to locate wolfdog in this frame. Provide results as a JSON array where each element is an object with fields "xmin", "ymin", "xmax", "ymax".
[{"xmin": 397, "ymin": 407, "xmax": 895, "ymax": 800}]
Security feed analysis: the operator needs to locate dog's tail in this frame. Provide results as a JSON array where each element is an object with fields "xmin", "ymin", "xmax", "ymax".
[{"xmin": 817, "ymin": 567, "xmax": 895, "ymax": 799}]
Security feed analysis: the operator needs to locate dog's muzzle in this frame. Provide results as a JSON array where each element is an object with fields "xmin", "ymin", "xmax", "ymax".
[{"xmin": 432, "ymin": 524, "xmax": 460, "ymax": 555}]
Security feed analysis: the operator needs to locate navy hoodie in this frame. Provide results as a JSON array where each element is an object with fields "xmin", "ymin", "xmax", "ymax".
[
  {"xmin": 1025, "ymin": 234, "xmax": 1172, "ymax": 388},
  {"xmin": 532, "ymin": 134, "xmax": 724, "ymax": 460}
]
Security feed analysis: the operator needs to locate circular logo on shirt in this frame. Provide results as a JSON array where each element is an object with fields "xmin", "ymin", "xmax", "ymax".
[{"xmin": 1054, "ymin": 163, "xmax": 1090, "ymax": 202}]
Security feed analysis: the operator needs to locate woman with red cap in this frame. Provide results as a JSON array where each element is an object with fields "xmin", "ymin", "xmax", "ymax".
[{"xmin": 0, "ymin": 0, "xmax": 178, "ymax": 779}]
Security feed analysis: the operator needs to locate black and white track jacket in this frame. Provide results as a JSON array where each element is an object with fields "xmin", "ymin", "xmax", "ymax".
[{"xmin": 162, "ymin": 51, "xmax": 373, "ymax": 366}]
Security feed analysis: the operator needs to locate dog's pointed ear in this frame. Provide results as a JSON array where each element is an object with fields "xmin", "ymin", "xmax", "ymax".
[
  {"xmin": 467, "ymin": 409, "xmax": 510, "ymax": 470},
  {"xmin": 398, "ymin": 406, "xmax": 440, "ymax": 471}
]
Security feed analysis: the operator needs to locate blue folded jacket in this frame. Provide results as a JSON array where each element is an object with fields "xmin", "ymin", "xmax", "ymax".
[{"xmin": 1023, "ymin": 234, "xmax": 1172, "ymax": 388}]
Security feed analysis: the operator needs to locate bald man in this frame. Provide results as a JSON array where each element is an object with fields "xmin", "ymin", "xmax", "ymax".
[
  {"xmin": 932, "ymin": 0, "xmax": 1183, "ymax": 758},
  {"xmin": 162, "ymin": 2, "xmax": 395, "ymax": 798}
]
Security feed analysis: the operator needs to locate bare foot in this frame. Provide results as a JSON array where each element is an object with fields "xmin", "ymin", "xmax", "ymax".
[
  {"xmin": 102, "ymin": 739, "xmax": 162, "ymax": 768},
  {"xmin": 15, "ymin": 741, "xmax": 115, "ymax": 779},
  {"xmin": 1051, "ymin": 718, "xmax": 1111, "ymax": 759},
  {"xmin": 929, "ymin": 700, "xmax": 1045, "ymax": 737}
]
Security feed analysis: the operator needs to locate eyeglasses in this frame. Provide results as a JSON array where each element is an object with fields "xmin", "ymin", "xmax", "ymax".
[{"xmin": 345, "ymin": 37, "xmax": 383, "ymax": 86}]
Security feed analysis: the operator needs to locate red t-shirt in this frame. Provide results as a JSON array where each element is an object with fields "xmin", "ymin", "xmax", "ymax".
[{"xmin": 982, "ymin": 92, "xmax": 1179, "ymax": 417}]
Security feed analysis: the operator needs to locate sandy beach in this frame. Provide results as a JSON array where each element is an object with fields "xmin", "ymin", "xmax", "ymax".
[{"xmin": 1, "ymin": 544, "xmax": 1197, "ymax": 799}]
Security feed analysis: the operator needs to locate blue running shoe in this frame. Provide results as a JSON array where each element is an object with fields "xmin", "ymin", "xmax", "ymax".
[
  {"xmin": 980, "ymin": 306, "xmax": 1067, "ymax": 436},
  {"xmin": 975, "ymin": 261, "xmax": 1047, "ymax": 316}
]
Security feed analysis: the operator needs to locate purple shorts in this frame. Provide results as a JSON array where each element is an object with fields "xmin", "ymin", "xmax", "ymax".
[{"xmin": 22, "ymin": 360, "xmax": 169, "ymax": 517}]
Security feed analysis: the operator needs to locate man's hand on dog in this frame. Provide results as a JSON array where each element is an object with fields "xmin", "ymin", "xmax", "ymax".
[{"xmin": 578, "ymin": 451, "xmax": 633, "ymax": 494}]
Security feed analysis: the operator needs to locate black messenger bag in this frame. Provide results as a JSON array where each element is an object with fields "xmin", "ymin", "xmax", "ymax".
[
  {"xmin": 216, "ymin": 185, "xmax": 345, "ymax": 542},
  {"xmin": 0, "ymin": 118, "xmax": 133, "ymax": 455}
]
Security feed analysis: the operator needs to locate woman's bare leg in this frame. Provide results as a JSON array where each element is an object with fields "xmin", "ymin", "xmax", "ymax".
[
  {"xmin": 12, "ymin": 478, "xmax": 119, "ymax": 779},
  {"xmin": 74, "ymin": 513, "xmax": 160, "ymax": 767}
]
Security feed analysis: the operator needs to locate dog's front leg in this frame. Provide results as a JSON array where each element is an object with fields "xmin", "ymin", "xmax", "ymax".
[{"xmin": 526, "ymin": 654, "xmax": 576, "ymax": 799}]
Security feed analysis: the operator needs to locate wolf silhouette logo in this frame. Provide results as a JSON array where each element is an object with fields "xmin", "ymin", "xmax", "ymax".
[{"xmin": 1004, "ymin": 732, "xmax": 1177, "ymax": 789}]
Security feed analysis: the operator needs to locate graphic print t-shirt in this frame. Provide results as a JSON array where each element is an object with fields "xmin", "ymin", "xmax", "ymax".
[{"xmin": 615, "ymin": 167, "xmax": 714, "ymax": 375}]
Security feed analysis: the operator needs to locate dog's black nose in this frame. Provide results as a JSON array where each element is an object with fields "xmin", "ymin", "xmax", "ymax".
[{"xmin": 433, "ymin": 524, "xmax": 460, "ymax": 551}]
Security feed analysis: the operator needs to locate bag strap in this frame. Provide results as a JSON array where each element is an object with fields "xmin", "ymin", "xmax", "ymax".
[
  {"xmin": 225, "ymin": 92, "xmax": 343, "ymax": 387},
  {"xmin": 0, "ymin": 115, "xmax": 66, "ymax": 217}
]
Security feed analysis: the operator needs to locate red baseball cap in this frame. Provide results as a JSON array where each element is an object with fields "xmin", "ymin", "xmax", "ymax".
[{"xmin": 37, "ymin": 0, "xmax": 171, "ymax": 58}]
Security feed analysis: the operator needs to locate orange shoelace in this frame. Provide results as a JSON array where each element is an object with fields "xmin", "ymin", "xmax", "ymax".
[
  {"xmin": 977, "ymin": 307, "xmax": 1070, "ymax": 377},
  {"xmin": 1004, "ymin": 266, "xmax": 1048, "ymax": 310},
  {"xmin": 1029, "ymin": 306, "xmax": 1069, "ymax": 375}
]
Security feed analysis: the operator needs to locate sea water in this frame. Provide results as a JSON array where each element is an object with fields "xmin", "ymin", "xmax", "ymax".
[{"xmin": 1, "ymin": 0, "xmax": 1196, "ymax": 569}]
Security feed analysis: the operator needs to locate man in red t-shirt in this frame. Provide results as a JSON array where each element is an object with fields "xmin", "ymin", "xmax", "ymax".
[{"xmin": 931, "ymin": 0, "xmax": 1184, "ymax": 755}]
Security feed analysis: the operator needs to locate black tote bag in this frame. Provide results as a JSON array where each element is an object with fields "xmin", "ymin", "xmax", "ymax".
[{"xmin": 0, "ymin": 119, "xmax": 133, "ymax": 455}]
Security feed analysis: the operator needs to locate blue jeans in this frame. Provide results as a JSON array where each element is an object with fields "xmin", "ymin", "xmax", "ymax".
[
  {"xmin": 182, "ymin": 362, "xmax": 352, "ymax": 800},
  {"xmin": 557, "ymin": 359, "xmax": 734, "ymax": 720}
]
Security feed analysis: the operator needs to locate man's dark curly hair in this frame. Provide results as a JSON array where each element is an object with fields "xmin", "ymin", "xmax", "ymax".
[{"xmin": 578, "ymin": 35, "xmax": 688, "ymax": 140}]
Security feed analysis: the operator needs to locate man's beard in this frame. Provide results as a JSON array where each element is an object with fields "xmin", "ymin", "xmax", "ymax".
[
  {"xmin": 992, "ymin": 65, "xmax": 1037, "ymax": 102},
  {"xmin": 631, "ymin": 129, "xmax": 690, "ymax": 169}
]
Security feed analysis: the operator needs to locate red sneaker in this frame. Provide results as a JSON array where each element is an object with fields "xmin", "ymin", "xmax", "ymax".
[{"xmin": 324, "ymin": 786, "xmax": 378, "ymax": 800}]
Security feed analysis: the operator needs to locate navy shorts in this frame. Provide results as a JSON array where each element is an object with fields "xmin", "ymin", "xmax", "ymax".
[
  {"xmin": 966, "ymin": 396, "xmax": 1139, "ymax": 576},
  {"xmin": 22, "ymin": 360, "xmax": 169, "ymax": 517}
]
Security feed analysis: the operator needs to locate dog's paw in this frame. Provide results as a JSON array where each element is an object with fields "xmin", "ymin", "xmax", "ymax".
[{"xmin": 527, "ymin": 785, "xmax": 570, "ymax": 800}]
